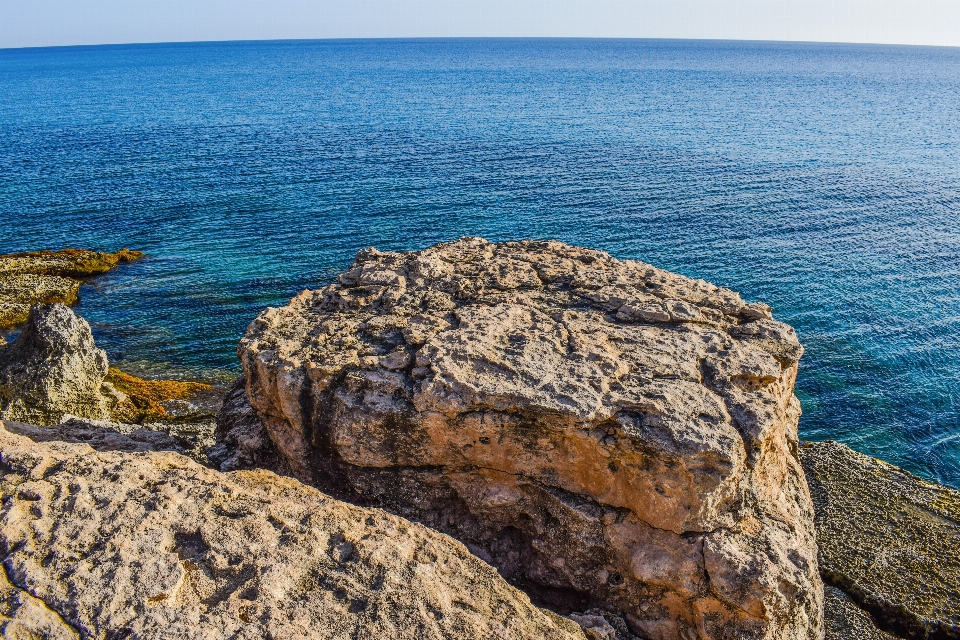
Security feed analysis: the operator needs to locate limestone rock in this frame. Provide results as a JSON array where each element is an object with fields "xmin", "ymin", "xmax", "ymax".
[
  {"xmin": 0, "ymin": 304, "xmax": 113, "ymax": 425},
  {"xmin": 0, "ymin": 274, "xmax": 80, "ymax": 328},
  {"xmin": 0, "ymin": 248, "xmax": 143, "ymax": 329},
  {"xmin": 801, "ymin": 440, "xmax": 960, "ymax": 639},
  {"xmin": 0, "ymin": 421, "xmax": 586, "ymax": 640},
  {"xmin": 234, "ymin": 238, "xmax": 823, "ymax": 640}
]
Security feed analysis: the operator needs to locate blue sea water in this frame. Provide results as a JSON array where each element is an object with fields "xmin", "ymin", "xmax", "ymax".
[{"xmin": 2, "ymin": 39, "xmax": 959, "ymax": 487}]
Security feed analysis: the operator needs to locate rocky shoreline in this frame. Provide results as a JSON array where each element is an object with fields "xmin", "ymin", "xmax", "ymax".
[{"xmin": 1, "ymin": 240, "xmax": 957, "ymax": 639}]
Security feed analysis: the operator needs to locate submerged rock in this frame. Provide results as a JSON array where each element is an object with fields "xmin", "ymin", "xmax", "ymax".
[
  {"xmin": 0, "ymin": 420, "xmax": 585, "ymax": 640},
  {"xmin": 801, "ymin": 440, "xmax": 960, "ymax": 639},
  {"xmin": 0, "ymin": 304, "xmax": 113, "ymax": 425},
  {"xmin": 0, "ymin": 248, "xmax": 144, "ymax": 279},
  {"xmin": 0, "ymin": 248, "xmax": 143, "ymax": 329},
  {"xmin": 232, "ymin": 238, "xmax": 823, "ymax": 639}
]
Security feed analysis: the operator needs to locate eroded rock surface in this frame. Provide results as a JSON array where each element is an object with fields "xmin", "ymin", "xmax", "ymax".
[
  {"xmin": 0, "ymin": 563, "xmax": 80, "ymax": 639},
  {"xmin": 235, "ymin": 238, "xmax": 823, "ymax": 640},
  {"xmin": 0, "ymin": 304, "xmax": 114, "ymax": 425},
  {"xmin": 0, "ymin": 421, "xmax": 585, "ymax": 640},
  {"xmin": 801, "ymin": 440, "xmax": 960, "ymax": 639}
]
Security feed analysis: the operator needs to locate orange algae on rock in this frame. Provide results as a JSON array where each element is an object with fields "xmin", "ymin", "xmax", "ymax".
[{"xmin": 106, "ymin": 368, "xmax": 212, "ymax": 424}]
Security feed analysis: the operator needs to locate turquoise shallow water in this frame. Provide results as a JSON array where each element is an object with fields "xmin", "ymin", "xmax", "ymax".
[{"xmin": 2, "ymin": 39, "xmax": 959, "ymax": 487}]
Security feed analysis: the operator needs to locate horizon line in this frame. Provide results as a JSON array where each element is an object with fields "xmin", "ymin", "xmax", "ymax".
[{"xmin": 4, "ymin": 35, "xmax": 960, "ymax": 53}]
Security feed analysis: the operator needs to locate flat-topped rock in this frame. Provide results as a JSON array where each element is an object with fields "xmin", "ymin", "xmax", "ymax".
[
  {"xmin": 0, "ymin": 248, "xmax": 143, "ymax": 329},
  {"xmin": 823, "ymin": 586, "xmax": 897, "ymax": 640},
  {"xmin": 234, "ymin": 238, "xmax": 823, "ymax": 640},
  {"xmin": 801, "ymin": 440, "xmax": 960, "ymax": 639},
  {"xmin": 2, "ymin": 417, "xmax": 183, "ymax": 454},
  {"xmin": 0, "ymin": 420, "xmax": 585, "ymax": 640}
]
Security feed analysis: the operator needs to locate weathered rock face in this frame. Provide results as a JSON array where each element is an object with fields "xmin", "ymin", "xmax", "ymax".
[
  {"xmin": 0, "ymin": 421, "xmax": 586, "ymax": 640},
  {"xmin": 0, "ymin": 304, "xmax": 114, "ymax": 425},
  {"xmin": 235, "ymin": 238, "xmax": 823, "ymax": 640},
  {"xmin": 801, "ymin": 440, "xmax": 960, "ymax": 639},
  {"xmin": 0, "ymin": 248, "xmax": 143, "ymax": 329}
]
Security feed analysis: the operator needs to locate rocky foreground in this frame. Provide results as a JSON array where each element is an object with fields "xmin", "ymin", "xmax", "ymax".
[
  {"xmin": 0, "ymin": 421, "xmax": 584, "ymax": 640},
  {"xmin": 1, "ymin": 239, "xmax": 958, "ymax": 639}
]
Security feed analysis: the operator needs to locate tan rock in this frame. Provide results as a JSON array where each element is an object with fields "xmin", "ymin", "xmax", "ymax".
[
  {"xmin": 0, "ymin": 420, "xmax": 586, "ymax": 640},
  {"xmin": 0, "ymin": 304, "xmax": 113, "ymax": 425},
  {"xmin": 233, "ymin": 238, "xmax": 823, "ymax": 640},
  {"xmin": 0, "ymin": 562, "xmax": 79, "ymax": 640}
]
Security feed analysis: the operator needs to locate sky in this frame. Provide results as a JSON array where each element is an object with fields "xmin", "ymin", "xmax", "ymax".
[{"xmin": 1, "ymin": 0, "xmax": 959, "ymax": 49}]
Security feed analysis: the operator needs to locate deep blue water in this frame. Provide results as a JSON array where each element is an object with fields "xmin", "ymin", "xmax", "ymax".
[{"xmin": 2, "ymin": 39, "xmax": 959, "ymax": 487}]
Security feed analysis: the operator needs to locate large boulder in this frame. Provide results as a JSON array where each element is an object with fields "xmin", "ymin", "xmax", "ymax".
[
  {"xmin": 234, "ymin": 238, "xmax": 823, "ymax": 640},
  {"xmin": 0, "ymin": 420, "xmax": 586, "ymax": 640},
  {"xmin": 801, "ymin": 440, "xmax": 960, "ymax": 639},
  {"xmin": 0, "ymin": 303, "xmax": 115, "ymax": 425}
]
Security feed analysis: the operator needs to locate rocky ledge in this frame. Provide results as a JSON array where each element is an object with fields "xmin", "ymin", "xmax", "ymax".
[
  {"xmin": 802, "ymin": 440, "xmax": 960, "ymax": 639},
  {"xmin": 0, "ymin": 420, "xmax": 584, "ymax": 639},
  {"xmin": 0, "ymin": 248, "xmax": 143, "ymax": 330},
  {"xmin": 231, "ymin": 238, "xmax": 822, "ymax": 640}
]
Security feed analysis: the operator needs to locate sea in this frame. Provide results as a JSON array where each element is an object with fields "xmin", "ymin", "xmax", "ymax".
[{"xmin": 2, "ymin": 39, "xmax": 959, "ymax": 488}]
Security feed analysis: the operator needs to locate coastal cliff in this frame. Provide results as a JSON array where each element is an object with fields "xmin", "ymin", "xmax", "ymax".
[{"xmin": 2, "ymin": 240, "xmax": 957, "ymax": 639}]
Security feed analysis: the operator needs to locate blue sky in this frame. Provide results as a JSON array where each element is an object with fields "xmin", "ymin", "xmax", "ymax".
[{"xmin": 1, "ymin": 0, "xmax": 959, "ymax": 49}]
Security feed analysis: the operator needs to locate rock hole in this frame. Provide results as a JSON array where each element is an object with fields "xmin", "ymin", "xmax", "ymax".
[
  {"xmin": 173, "ymin": 530, "xmax": 209, "ymax": 562},
  {"xmin": 348, "ymin": 599, "xmax": 368, "ymax": 614}
]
